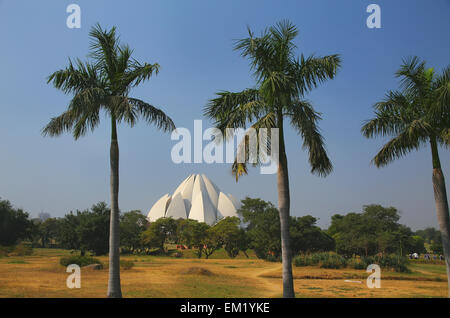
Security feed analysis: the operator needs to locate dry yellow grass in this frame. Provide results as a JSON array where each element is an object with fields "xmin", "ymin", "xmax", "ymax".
[{"xmin": 0, "ymin": 249, "xmax": 447, "ymax": 298}]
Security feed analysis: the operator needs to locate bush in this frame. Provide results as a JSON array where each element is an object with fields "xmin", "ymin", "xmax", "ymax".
[
  {"xmin": 120, "ymin": 260, "xmax": 134, "ymax": 270},
  {"xmin": 294, "ymin": 252, "xmax": 347, "ymax": 269},
  {"xmin": 12, "ymin": 243, "xmax": 33, "ymax": 256},
  {"xmin": 350, "ymin": 254, "xmax": 410, "ymax": 273},
  {"xmin": 60, "ymin": 255, "xmax": 102, "ymax": 267},
  {"xmin": 265, "ymin": 254, "xmax": 280, "ymax": 262},
  {"xmin": 320, "ymin": 254, "xmax": 347, "ymax": 269},
  {"xmin": 172, "ymin": 252, "xmax": 183, "ymax": 258},
  {"xmin": 295, "ymin": 252, "xmax": 410, "ymax": 272},
  {"xmin": 293, "ymin": 255, "xmax": 309, "ymax": 267},
  {"xmin": 0, "ymin": 246, "xmax": 12, "ymax": 257},
  {"xmin": 348, "ymin": 257, "xmax": 366, "ymax": 270}
]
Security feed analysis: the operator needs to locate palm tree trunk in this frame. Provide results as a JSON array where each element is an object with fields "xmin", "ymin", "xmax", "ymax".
[
  {"xmin": 107, "ymin": 117, "xmax": 122, "ymax": 298},
  {"xmin": 277, "ymin": 112, "xmax": 295, "ymax": 298},
  {"xmin": 430, "ymin": 137, "xmax": 450, "ymax": 297}
]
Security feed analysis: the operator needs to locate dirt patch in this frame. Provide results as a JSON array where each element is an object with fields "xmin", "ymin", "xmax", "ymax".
[{"xmin": 181, "ymin": 267, "xmax": 214, "ymax": 276}]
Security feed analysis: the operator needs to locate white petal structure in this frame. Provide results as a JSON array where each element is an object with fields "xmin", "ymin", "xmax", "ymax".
[
  {"xmin": 165, "ymin": 193, "xmax": 187, "ymax": 219},
  {"xmin": 217, "ymin": 192, "xmax": 238, "ymax": 218},
  {"xmin": 147, "ymin": 194, "xmax": 170, "ymax": 222},
  {"xmin": 147, "ymin": 174, "xmax": 241, "ymax": 225}
]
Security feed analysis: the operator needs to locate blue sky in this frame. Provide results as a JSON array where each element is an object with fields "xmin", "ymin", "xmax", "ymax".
[{"xmin": 0, "ymin": 0, "xmax": 449, "ymax": 229}]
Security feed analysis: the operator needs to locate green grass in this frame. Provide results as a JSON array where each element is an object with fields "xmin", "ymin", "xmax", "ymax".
[{"xmin": 410, "ymin": 263, "xmax": 447, "ymax": 275}]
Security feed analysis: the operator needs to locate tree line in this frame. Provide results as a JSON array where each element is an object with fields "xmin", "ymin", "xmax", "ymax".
[{"xmin": 1, "ymin": 197, "xmax": 442, "ymax": 260}]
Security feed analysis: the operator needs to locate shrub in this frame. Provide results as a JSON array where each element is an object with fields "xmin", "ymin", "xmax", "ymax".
[
  {"xmin": 120, "ymin": 260, "xmax": 134, "ymax": 270},
  {"xmin": 181, "ymin": 267, "xmax": 214, "ymax": 276},
  {"xmin": 265, "ymin": 254, "xmax": 280, "ymax": 262},
  {"xmin": 0, "ymin": 246, "xmax": 11, "ymax": 257},
  {"xmin": 60, "ymin": 255, "xmax": 102, "ymax": 267},
  {"xmin": 348, "ymin": 257, "xmax": 366, "ymax": 270},
  {"xmin": 320, "ymin": 254, "xmax": 347, "ymax": 269},
  {"xmin": 350, "ymin": 254, "xmax": 410, "ymax": 273},
  {"xmin": 173, "ymin": 252, "xmax": 183, "ymax": 258},
  {"xmin": 294, "ymin": 252, "xmax": 347, "ymax": 269},
  {"xmin": 293, "ymin": 255, "xmax": 309, "ymax": 267},
  {"xmin": 295, "ymin": 252, "xmax": 409, "ymax": 272},
  {"xmin": 12, "ymin": 243, "xmax": 33, "ymax": 256}
]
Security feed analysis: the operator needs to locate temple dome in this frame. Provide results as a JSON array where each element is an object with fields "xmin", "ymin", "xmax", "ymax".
[{"xmin": 147, "ymin": 174, "xmax": 241, "ymax": 225}]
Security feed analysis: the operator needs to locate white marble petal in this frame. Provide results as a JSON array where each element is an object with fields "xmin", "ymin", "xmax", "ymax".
[
  {"xmin": 165, "ymin": 192, "xmax": 187, "ymax": 219},
  {"xmin": 217, "ymin": 192, "xmax": 238, "ymax": 218},
  {"xmin": 147, "ymin": 194, "xmax": 171, "ymax": 222}
]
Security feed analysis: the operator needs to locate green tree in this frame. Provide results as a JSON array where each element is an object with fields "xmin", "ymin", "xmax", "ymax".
[
  {"xmin": 56, "ymin": 213, "xmax": 80, "ymax": 252},
  {"xmin": 290, "ymin": 215, "xmax": 335, "ymax": 254},
  {"xmin": 409, "ymin": 235, "xmax": 427, "ymax": 254},
  {"xmin": 213, "ymin": 217, "xmax": 242, "ymax": 258},
  {"xmin": 415, "ymin": 227, "xmax": 442, "ymax": 246},
  {"xmin": 431, "ymin": 235, "xmax": 444, "ymax": 254},
  {"xmin": 56, "ymin": 202, "xmax": 110, "ymax": 256},
  {"xmin": 43, "ymin": 24, "xmax": 175, "ymax": 298},
  {"xmin": 191, "ymin": 222, "xmax": 210, "ymax": 258},
  {"xmin": 176, "ymin": 218, "xmax": 199, "ymax": 248},
  {"xmin": 77, "ymin": 202, "xmax": 110, "ymax": 256},
  {"xmin": 328, "ymin": 205, "xmax": 419, "ymax": 257},
  {"xmin": 361, "ymin": 57, "xmax": 450, "ymax": 295},
  {"xmin": 204, "ymin": 21, "xmax": 340, "ymax": 297},
  {"xmin": 38, "ymin": 218, "xmax": 60, "ymax": 248},
  {"xmin": 239, "ymin": 197, "xmax": 334, "ymax": 259},
  {"xmin": 239, "ymin": 198, "xmax": 282, "ymax": 259},
  {"xmin": 141, "ymin": 218, "xmax": 177, "ymax": 253},
  {"xmin": 237, "ymin": 229, "xmax": 251, "ymax": 258},
  {"xmin": 201, "ymin": 227, "xmax": 222, "ymax": 259},
  {"xmin": 120, "ymin": 210, "xmax": 149, "ymax": 253},
  {"xmin": 0, "ymin": 199, "xmax": 32, "ymax": 246},
  {"xmin": 176, "ymin": 219, "xmax": 211, "ymax": 258}
]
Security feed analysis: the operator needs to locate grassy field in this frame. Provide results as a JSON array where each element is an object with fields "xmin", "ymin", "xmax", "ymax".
[{"xmin": 0, "ymin": 248, "xmax": 447, "ymax": 298}]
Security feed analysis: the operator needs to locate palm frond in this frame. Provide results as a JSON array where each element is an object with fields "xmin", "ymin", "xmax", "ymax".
[
  {"xmin": 290, "ymin": 54, "xmax": 341, "ymax": 96},
  {"xmin": 395, "ymin": 56, "xmax": 430, "ymax": 99},
  {"xmin": 42, "ymin": 110, "xmax": 77, "ymax": 137},
  {"xmin": 430, "ymin": 65, "xmax": 450, "ymax": 127},
  {"xmin": 230, "ymin": 112, "xmax": 277, "ymax": 181},
  {"xmin": 89, "ymin": 23, "xmax": 119, "ymax": 77},
  {"xmin": 372, "ymin": 129, "xmax": 423, "ymax": 167},
  {"xmin": 362, "ymin": 91, "xmax": 412, "ymax": 138},
  {"xmin": 122, "ymin": 60, "xmax": 160, "ymax": 89},
  {"xmin": 231, "ymin": 162, "xmax": 248, "ymax": 182},
  {"xmin": 439, "ymin": 128, "xmax": 450, "ymax": 147},
  {"xmin": 205, "ymin": 89, "xmax": 267, "ymax": 133},
  {"xmin": 289, "ymin": 99, "xmax": 332, "ymax": 176},
  {"xmin": 47, "ymin": 59, "xmax": 104, "ymax": 95},
  {"xmin": 234, "ymin": 27, "xmax": 274, "ymax": 82},
  {"xmin": 126, "ymin": 98, "xmax": 175, "ymax": 132}
]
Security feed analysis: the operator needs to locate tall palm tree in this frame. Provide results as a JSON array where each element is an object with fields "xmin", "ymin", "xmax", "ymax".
[
  {"xmin": 362, "ymin": 57, "xmax": 450, "ymax": 296},
  {"xmin": 43, "ymin": 24, "xmax": 175, "ymax": 298},
  {"xmin": 204, "ymin": 20, "xmax": 341, "ymax": 298}
]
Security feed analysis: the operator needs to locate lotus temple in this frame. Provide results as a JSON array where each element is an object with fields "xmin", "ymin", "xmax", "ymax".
[{"xmin": 147, "ymin": 174, "xmax": 241, "ymax": 225}]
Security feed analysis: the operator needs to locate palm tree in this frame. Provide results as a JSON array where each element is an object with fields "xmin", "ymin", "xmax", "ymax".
[
  {"xmin": 204, "ymin": 20, "xmax": 341, "ymax": 298},
  {"xmin": 362, "ymin": 56, "xmax": 450, "ymax": 296},
  {"xmin": 43, "ymin": 24, "xmax": 175, "ymax": 298}
]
